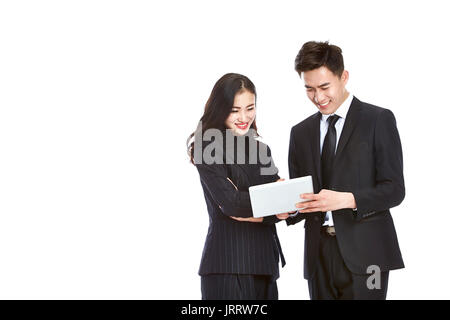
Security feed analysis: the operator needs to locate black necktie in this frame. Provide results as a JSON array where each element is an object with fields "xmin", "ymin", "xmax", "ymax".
[{"xmin": 321, "ymin": 115, "xmax": 340, "ymax": 189}]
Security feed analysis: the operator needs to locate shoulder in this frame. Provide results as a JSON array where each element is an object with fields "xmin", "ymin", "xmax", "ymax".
[
  {"xmin": 255, "ymin": 139, "xmax": 269, "ymax": 149},
  {"xmin": 255, "ymin": 139, "xmax": 273, "ymax": 156},
  {"xmin": 353, "ymin": 98, "xmax": 399, "ymax": 135},
  {"xmin": 290, "ymin": 112, "xmax": 319, "ymax": 137},
  {"xmin": 355, "ymin": 97, "xmax": 396, "ymax": 119}
]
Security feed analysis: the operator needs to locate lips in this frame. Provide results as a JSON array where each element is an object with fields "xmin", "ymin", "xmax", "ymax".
[
  {"xmin": 235, "ymin": 122, "xmax": 249, "ymax": 130},
  {"xmin": 317, "ymin": 101, "xmax": 331, "ymax": 109}
]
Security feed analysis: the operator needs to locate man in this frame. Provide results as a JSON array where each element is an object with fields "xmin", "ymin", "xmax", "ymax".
[{"xmin": 287, "ymin": 41, "xmax": 404, "ymax": 300}]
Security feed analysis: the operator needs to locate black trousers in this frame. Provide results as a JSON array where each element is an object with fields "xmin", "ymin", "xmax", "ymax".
[
  {"xmin": 308, "ymin": 228, "xmax": 389, "ymax": 300},
  {"xmin": 201, "ymin": 274, "xmax": 278, "ymax": 300}
]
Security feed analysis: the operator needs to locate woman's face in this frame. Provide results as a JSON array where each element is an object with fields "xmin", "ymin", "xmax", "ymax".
[{"xmin": 225, "ymin": 90, "xmax": 256, "ymax": 136}]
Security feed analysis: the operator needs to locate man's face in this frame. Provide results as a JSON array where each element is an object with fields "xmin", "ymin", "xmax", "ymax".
[{"xmin": 302, "ymin": 66, "xmax": 349, "ymax": 115}]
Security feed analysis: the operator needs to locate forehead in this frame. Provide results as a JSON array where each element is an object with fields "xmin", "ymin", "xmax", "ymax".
[
  {"xmin": 233, "ymin": 90, "xmax": 255, "ymax": 106},
  {"xmin": 302, "ymin": 66, "xmax": 339, "ymax": 87}
]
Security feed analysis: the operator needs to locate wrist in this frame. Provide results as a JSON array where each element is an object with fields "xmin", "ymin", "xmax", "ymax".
[{"xmin": 346, "ymin": 192, "xmax": 356, "ymax": 209}]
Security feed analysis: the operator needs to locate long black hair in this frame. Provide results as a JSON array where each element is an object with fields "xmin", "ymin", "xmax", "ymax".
[{"xmin": 187, "ymin": 73, "xmax": 259, "ymax": 164}]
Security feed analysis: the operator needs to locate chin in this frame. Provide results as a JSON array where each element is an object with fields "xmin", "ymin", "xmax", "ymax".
[
  {"xmin": 233, "ymin": 129, "xmax": 248, "ymax": 136},
  {"xmin": 318, "ymin": 106, "xmax": 336, "ymax": 115}
]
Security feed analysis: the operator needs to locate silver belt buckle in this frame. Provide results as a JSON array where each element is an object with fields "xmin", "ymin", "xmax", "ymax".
[{"xmin": 326, "ymin": 226, "xmax": 336, "ymax": 236}]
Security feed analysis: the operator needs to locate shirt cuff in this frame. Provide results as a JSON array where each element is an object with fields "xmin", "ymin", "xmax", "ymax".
[{"xmin": 289, "ymin": 211, "xmax": 300, "ymax": 218}]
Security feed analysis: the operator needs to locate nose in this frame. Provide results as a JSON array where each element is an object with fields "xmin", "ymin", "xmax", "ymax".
[
  {"xmin": 238, "ymin": 109, "xmax": 250, "ymax": 122},
  {"xmin": 314, "ymin": 91, "xmax": 326, "ymax": 104}
]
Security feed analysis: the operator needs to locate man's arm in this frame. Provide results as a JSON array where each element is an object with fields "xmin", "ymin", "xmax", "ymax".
[{"xmin": 352, "ymin": 109, "xmax": 405, "ymax": 220}]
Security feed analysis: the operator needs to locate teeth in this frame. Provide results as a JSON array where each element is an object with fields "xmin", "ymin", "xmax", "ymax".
[{"xmin": 319, "ymin": 101, "xmax": 330, "ymax": 106}]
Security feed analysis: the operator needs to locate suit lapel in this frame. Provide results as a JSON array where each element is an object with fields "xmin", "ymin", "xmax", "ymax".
[
  {"xmin": 335, "ymin": 97, "xmax": 361, "ymax": 162},
  {"xmin": 309, "ymin": 112, "xmax": 322, "ymax": 191}
]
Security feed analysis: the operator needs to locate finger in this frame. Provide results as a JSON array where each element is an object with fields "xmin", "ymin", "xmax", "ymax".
[
  {"xmin": 299, "ymin": 206, "xmax": 326, "ymax": 213},
  {"xmin": 296, "ymin": 200, "xmax": 318, "ymax": 209},
  {"xmin": 247, "ymin": 217, "xmax": 263, "ymax": 223},
  {"xmin": 299, "ymin": 208, "xmax": 320, "ymax": 213},
  {"xmin": 277, "ymin": 178, "xmax": 285, "ymax": 182},
  {"xmin": 300, "ymin": 193, "xmax": 318, "ymax": 200},
  {"xmin": 295, "ymin": 202, "xmax": 304, "ymax": 209},
  {"xmin": 297, "ymin": 204, "xmax": 322, "ymax": 213}
]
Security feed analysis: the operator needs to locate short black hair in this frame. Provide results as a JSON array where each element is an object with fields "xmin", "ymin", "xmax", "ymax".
[{"xmin": 295, "ymin": 41, "xmax": 344, "ymax": 77}]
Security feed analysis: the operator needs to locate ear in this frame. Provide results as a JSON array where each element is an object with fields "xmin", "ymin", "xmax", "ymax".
[{"xmin": 341, "ymin": 70, "xmax": 349, "ymax": 85}]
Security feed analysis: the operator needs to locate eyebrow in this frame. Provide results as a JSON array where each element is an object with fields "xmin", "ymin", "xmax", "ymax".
[
  {"xmin": 232, "ymin": 103, "xmax": 255, "ymax": 109},
  {"xmin": 305, "ymin": 82, "xmax": 331, "ymax": 89}
]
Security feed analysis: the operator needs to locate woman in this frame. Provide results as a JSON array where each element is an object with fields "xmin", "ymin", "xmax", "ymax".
[{"xmin": 187, "ymin": 73, "xmax": 290, "ymax": 300}]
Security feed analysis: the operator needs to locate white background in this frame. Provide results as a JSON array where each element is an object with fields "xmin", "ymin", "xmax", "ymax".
[{"xmin": 0, "ymin": 0, "xmax": 449, "ymax": 299}]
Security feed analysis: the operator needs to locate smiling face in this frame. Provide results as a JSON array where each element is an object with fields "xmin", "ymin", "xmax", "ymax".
[
  {"xmin": 225, "ymin": 89, "xmax": 256, "ymax": 135},
  {"xmin": 302, "ymin": 66, "xmax": 349, "ymax": 115}
]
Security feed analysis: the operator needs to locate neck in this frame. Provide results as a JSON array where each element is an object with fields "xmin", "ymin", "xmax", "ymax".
[{"xmin": 339, "ymin": 90, "xmax": 350, "ymax": 108}]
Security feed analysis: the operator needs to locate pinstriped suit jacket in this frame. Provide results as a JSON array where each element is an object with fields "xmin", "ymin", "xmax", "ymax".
[{"xmin": 195, "ymin": 139, "xmax": 285, "ymax": 277}]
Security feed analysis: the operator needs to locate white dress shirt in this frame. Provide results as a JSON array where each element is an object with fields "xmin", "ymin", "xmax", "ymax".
[{"xmin": 321, "ymin": 93, "xmax": 353, "ymax": 226}]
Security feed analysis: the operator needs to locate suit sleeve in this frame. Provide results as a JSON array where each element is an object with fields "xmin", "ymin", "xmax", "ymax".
[
  {"xmin": 196, "ymin": 163, "xmax": 253, "ymax": 218},
  {"xmin": 262, "ymin": 215, "xmax": 281, "ymax": 224},
  {"xmin": 261, "ymin": 145, "xmax": 282, "ymax": 225},
  {"xmin": 288, "ymin": 127, "xmax": 302, "ymax": 180},
  {"xmin": 286, "ymin": 127, "xmax": 306, "ymax": 226},
  {"xmin": 353, "ymin": 109, "xmax": 405, "ymax": 221}
]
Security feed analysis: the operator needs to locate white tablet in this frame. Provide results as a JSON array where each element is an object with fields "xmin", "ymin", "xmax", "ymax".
[{"xmin": 249, "ymin": 175, "xmax": 313, "ymax": 218}]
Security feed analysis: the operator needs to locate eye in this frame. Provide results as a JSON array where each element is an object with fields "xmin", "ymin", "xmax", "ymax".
[{"xmin": 247, "ymin": 107, "xmax": 255, "ymax": 111}]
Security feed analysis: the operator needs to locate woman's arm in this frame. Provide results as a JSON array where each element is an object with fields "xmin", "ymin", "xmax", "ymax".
[{"xmin": 196, "ymin": 163, "xmax": 253, "ymax": 218}]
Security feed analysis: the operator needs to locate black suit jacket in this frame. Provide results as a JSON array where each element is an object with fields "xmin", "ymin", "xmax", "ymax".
[
  {"xmin": 287, "ymin": 97, "xmax": 405, "ymax": 279},
  {"xmin": 195, "ymin": 138, "xmax": 285, "ymax": 277}
]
